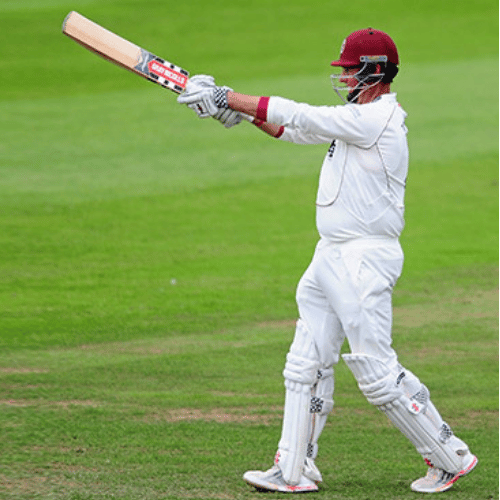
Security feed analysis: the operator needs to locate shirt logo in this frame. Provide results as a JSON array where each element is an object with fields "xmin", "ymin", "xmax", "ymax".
[{"xmin": 328, "ymin": 140, "xmax": 336, "ymax": 158}]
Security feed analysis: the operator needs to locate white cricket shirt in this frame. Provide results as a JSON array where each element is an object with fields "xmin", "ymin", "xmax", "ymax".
[{"xmin": 266, "ymin": 93, "xmax": 409, "ymax": 243}]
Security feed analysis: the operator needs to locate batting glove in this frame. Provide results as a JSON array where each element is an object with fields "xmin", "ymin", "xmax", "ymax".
[
  {"xmin": 213, "ymin": 108, "xmax": 243, "ymax": 128},
  {"xmin": 187, "ymin": 74, "xmax": 216, "ymax": 88},
  {"xmin": 177, "ymin": 72, "xmax": 224, "ymax": 118}
]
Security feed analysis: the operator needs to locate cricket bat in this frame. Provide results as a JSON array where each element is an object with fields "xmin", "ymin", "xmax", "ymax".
[{"xmin": 62, "ymin": 11, "xmax": 189, "ymax": 94}]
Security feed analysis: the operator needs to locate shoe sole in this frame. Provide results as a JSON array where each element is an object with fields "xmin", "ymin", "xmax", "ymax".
[{"xmin": 243, "ymin": 472, "xmax": 318, "ymax": 493}]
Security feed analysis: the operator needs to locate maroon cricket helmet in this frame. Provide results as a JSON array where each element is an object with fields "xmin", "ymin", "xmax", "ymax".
[{"xmin": 331, "ymin": 28, "xmax": 399, "ymax": 68}]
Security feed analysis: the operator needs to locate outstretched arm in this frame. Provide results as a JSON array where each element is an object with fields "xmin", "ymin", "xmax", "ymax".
[
  {"xmin": 177, "ymin": 78, "xmax": 284, "ymax": 138},
  {"xmin": 227, "ymin": 92, "xmax": 284, "ymax": 138},
  {"xmin": 226, "ymin": 92, "xmax": 259, "ymax": 116}
]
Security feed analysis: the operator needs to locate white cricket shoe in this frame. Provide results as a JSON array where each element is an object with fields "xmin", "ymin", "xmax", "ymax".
[
  {"xmin": 411, "ymin": 453, "xmax": 478, "ymax": 493},
  {"xmin": 243, "ymin": 465, "xmax": 319, "ymax": 493}
]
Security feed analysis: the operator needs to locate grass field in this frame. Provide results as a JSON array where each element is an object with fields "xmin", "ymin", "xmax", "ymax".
[{"xmin": 0, "ymin": 0, "xmax": 498, "ymax": 499}]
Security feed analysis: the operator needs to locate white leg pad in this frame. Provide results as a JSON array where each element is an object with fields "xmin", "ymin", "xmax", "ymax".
[
  {"xmin": 277, "ymin": 320, "xmax": 320, "ymax": 485},
  {"xmin": 343, "ymin": 353, "xmax": 466, "ymax": 474},
  {"xmin": 399, "ymin": 369, "xmax": 467, "ymax": 450},
  {"xmin": 278, "ymin": 377, "xmax": 315, "ymax": 485}
]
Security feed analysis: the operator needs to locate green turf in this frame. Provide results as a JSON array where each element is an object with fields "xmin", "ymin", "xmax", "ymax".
[{"xmin": 0, "ymin": 0, "xmax": 497, "ymax": 498}]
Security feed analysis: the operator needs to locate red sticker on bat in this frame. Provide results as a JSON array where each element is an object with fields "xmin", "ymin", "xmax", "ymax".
[{"xmin": 148, "ymin": 60, "xmax": 188, "ymax": 87}]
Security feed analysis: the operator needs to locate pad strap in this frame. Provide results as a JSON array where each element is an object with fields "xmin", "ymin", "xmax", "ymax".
[{"xmin": 306, "ymin": 367, "xmax": 334, "ymax": 481}]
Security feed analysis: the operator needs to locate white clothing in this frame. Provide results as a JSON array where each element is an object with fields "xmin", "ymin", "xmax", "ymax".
[
  {"xmin": 261, "ymin": 93, "xmax": 409, "ymax": 362},
  {"xmin": 262, "ymin": 93, "xmax": 409, "ymax": 479},
  {"xmin": 295, "ymin": 236, "xmax": 403, "ymax": 371},
  {"xmin": 246, "ymin": 83, "xmax": 474, "ymax": 493},
  {"xmin": 267, "ymin": 93, "xmax": 409, "ymax": 243}
]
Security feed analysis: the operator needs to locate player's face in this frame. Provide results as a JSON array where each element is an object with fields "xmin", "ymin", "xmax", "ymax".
[
  {"xmin": 339, "ymin": 67, "xmax": 360, "ymax": 90},
  {"xmin": 330, "ymin": 66, "xmax": 363, "ymax": 103}
]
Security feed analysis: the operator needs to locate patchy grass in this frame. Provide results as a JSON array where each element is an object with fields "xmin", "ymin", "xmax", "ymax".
[
  {"xmin": 0, "ymin": 264, "xmax": 497, "ymax": 499},
  {"xmin": 0, "ymin": 0, "xmax": 497, "ymax": 499}
]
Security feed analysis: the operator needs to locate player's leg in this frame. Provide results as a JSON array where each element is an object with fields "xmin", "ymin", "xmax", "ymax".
[
  {"xmin": 243, "ymin": 318, "xmax": 340, "ymax": 493},
  {"xmin": 292, "ymin": 269, "xmax": 345, "ymax": 484},
  {"xmin": 275, "ymin": 316, "xmax": 338, "ymax": 486},
  {"xmin": 333, "ymin": 239, "xmax": 477, "ymax": 492},
  {"xmin": 243, "ymin": 317, "xmax": 336, "ymax": 493},
  {"xmin": 343, "ymin": 354, "xmax": 478, "ymax": 492},
  {"xmin": 243, "ymin": 247, "xmax": 343, "ymax": 493}
]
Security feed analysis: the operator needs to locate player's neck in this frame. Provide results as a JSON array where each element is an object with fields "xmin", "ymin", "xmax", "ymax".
[{"xmin": 357, "ymin": 83, "xmax": 391, "ymax": 104}]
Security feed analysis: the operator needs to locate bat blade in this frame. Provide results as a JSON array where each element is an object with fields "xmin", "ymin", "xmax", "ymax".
[{"xmin": 62, "ymin": 11, "xmax": 189, "ymax": 93}]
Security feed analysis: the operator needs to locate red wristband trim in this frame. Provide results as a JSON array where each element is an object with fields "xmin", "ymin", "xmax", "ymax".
[
  {"xmin": 256, "ymin": 96, "xmax": 270, "ymax": 122},
  {"xmin": 253, "ymin": 119, "xmax": 285, "ymax": 138}
]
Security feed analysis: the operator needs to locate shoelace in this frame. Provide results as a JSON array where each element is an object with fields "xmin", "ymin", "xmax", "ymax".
[{"xmin": 427, "ymin": 468, "xmax": 455, "ymax": 485}]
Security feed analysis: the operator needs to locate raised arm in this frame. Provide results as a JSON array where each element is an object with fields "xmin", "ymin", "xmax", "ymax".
[
  {"xmin": 227, "ymin": 92, "xmax": 284, "ymax": 138},
  {"xmin": 177, "ymin": 78, "xmax": 284, "ymax": 138}
]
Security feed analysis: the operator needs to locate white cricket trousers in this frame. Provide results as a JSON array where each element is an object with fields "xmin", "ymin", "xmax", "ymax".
[{"xmin": 295, "ymin": 237, "xmax": 404, "ymax": 372}]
